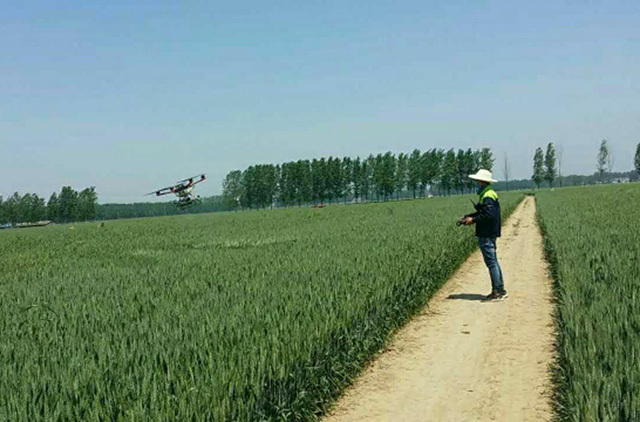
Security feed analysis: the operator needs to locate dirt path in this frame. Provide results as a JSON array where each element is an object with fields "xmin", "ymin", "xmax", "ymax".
[{"xmin": 325, "ymin": 196, "xmax": 555, "ymax": 422}]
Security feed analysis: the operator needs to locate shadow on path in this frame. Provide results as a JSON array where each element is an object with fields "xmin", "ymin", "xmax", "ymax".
[{"xmin": 446, "ymin": 293, "xmax": 486, "ymax": 301}]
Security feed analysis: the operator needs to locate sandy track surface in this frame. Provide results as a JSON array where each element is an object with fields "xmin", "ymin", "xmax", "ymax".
[{"xmin": 325, "ymin": 197, "xmax": 555, "ymax": 422}]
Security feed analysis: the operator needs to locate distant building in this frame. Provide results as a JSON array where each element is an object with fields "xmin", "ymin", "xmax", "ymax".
[
  {"xmin": 612, "ymin": 177, "xmax": 630, "ymax": 184},
  {"xmin": 15, "ymin": 220, "xmax": 52, "ymax": 229}
]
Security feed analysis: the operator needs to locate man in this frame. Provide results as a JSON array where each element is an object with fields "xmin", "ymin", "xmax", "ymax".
[{"xmin": 460, "ymin": 169, "xmax": 507, "ymax": 301}]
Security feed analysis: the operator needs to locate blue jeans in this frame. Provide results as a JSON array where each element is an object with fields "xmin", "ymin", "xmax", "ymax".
[{"xmin": 478, "ymin": 237, "xmax": 505, "ymax": 293}]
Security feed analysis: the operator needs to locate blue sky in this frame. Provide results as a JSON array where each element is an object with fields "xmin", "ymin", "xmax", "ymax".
[{"xmin": 1, "ymin": 1, "xmax": 639, "ymax": 202}]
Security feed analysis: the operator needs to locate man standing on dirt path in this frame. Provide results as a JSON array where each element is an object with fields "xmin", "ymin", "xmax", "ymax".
[{"xmin": 460, "ymin": 169, "xmax": 508, "ymax": 301}]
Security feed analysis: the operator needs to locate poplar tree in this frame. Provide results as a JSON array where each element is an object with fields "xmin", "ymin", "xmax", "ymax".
[
  {"xmin": 32, "ymin": 194, "xmax": 47, "ymax": 222},
  {"xmin": 407, "ymin": 149, "xmax": 421, "ymax": 198},
  {"xmin": 373, "ymin": 153, "xmax": 384, "ymax": 200},
  {"xmin": 418, "ymin": 150, "xmax": 429, "ymax": 196},
  {"xmin": 329, "ymin": 157, "xmax": 344, "ymax": 203},
  {"xmin": 5, "ymin": 193, "xmax": 20, "ymax": 224},
  {"xmin": 544, "ymin": 142, "xmax": 557, "ymax": 187},
  {"xmin": 479, "ymin": 148, "xmax": 495, "ymax": 171},
  {"xmin": 381, "ymin": 152, "xmax": 396, "ymax": 200},
  {"xmin": 277, "ymin": 164, "xmax": 292, "ymax": 206},
  {"xmin": 18, "ymin": 193, "xmax": 33, "ymax": 222},
  {"xmin": 597, "ymin": 139, "xmax": 609, "ymax": 183},
  {"xmin": 265, "ymin": 165, "xmax": 278, "ymax": 208},
  {"xmin": 58, "ymin": 187, "xmax": 79, "ymax": 222},
  {"xmin": 325, "ymin": 157, "xmax": 335, "ymax": 203},
  {"xmin": 358, "ymin": 158, "xmax": 369, "ymax": 201},
  {"xmin": 440, "ymin": 149, "xmax": 457, "ymax": 195},
  {"xmin": 311, "ymin": 159, "xmax": 326, "ymax": 204},
  {"xmin": 532, "ymin": 148, "xmax": 544, "ymax": 189},
  {"xmin": 362, "ymin": 155, "xmax": 375, "ymax": 201},
  {"xmin": 47, "ymin": 192, "xmax": 60, "ymax": 221},
  {"xmin": 421, "ymin": 149, "xmax": 443, "ymax": 195},
  {"xmin": 78, "ymin": 187, "xmax": 98, "ymax": 220},
  {"xmin": 395, "ymin": 152, "xmax": 408, "ymax": 199},
  {"xmin": 351, "ymin": 157, "xmax": 362, "ymax": 202},
  {"xmin": 464, "ymin": 149, "xmax": 478, "ymax": 193},
  {"xmin": 454, "ymin": 149, "xmax": 466, "ymax": 194},
  {"xmin": 341, "ymin": 157, "xmax": 352, "ymax": 203},
  {"xmin": 240, "ymin": 167, "xmax": 255, "ymax": 208},
  {"xmin": 296, "ymin": 160, "xmax": 312, "ymax": 205}
]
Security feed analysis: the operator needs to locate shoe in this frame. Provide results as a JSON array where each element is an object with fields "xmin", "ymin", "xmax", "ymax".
[
  {"xmin": 499, "ymin": 290, "xmax": 508, "ymax": 299},
  {"xmin": 482, "ymin": 291, "xmax": 501, "ymax": 301}
]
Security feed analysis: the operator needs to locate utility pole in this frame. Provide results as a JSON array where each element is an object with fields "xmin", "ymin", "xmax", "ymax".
[
  {"xmin": 503, "ymin": 153, "xmax": 510, "ymax": 191},
  {"xmin": 557, "ymin": 143, "xmax": 563, "ymax": 187}
]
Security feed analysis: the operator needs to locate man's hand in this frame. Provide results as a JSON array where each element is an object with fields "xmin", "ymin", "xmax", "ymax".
[{"xmin": 463, "ymin": 217, "xmax": 474, "ymax": 225}]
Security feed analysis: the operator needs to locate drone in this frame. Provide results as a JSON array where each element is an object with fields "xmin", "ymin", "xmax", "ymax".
[{"xmin": 146, "ymin": 174, "xmax": 206, "ymax": 209}]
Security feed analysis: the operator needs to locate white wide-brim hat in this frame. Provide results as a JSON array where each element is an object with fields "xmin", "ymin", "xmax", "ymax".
[{"xmin": 468, "ymin": 169, "xmax": 497, "ymax": 183}]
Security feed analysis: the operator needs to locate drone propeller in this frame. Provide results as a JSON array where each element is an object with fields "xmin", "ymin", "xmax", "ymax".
[
  {"xmin": 176, "ymin": 174, "xmax": 206, "ymax": 184},
  {"xmin": 145, "ymin": 186, "xmax": 174, "ymax": 196}
]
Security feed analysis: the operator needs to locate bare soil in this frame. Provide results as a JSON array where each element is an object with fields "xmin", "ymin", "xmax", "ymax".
[{"xmin": 325, "ymin": 196, "xmax": 555, "ymax": 422}]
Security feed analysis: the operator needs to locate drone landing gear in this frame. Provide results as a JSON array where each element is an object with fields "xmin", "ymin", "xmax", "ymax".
[{"xmin": 176, "ymin": 196, "xmax": 202, "ymax": 210}]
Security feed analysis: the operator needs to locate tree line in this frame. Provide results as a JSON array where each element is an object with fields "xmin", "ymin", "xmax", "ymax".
[
  {"xmin": 222, "ymin": 148, "xmax": 495, "ymax": 209},
  {"xmin": 532, "ymin": 140, "xmax": 640, "ymax": 189},
  {"xmin": 96, "ymin": 196, "xmax": 226, "ymax": 220},
  {"xmin": 0, "ymin": 187, "xmax": 98, "ymax": 225}
]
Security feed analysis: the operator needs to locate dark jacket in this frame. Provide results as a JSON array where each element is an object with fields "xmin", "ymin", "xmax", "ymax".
[{"xmin": 466, "ymin": 187, "xmax": 501, "ymax": 238}]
